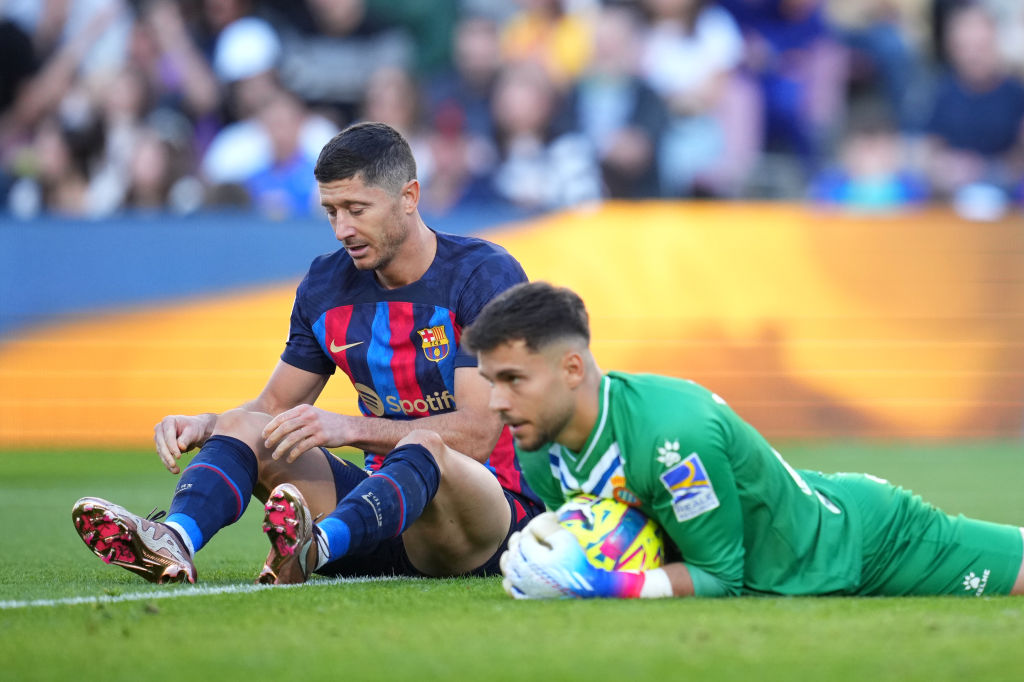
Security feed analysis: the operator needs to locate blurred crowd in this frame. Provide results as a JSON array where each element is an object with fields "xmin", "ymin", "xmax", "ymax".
[{"xmin": 2, "ymin": 0, "xmax": 1024, "ymax": 221}]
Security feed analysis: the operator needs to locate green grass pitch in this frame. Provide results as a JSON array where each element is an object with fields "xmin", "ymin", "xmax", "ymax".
[{"xmin": 2, "ymin": 442, "xmax": 1024, "ymax": 681}]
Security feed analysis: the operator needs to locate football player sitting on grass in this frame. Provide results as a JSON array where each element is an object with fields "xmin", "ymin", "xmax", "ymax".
[
  {"xmin": 71, "ymin": 123, "xmax": 544, "ymax": 586},
  {"xmin": 463, "ymin": 282, "xmax": 1024, "ymax": 599}
]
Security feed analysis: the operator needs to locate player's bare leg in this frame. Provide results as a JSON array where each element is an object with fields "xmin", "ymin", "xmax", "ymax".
[
  {"xmin": 1012, "ymin": 528, "xmax": 1024, "ymax": 595},
  {"xmin": 212, "ymin": 408, "xmax": 339, "ymax": 517},
  {"xmin": 209, "ymin": 409, "xmax": 355, "ymax": 584},
  {"xmin": 397, "ymin": 430, "xmax": 512, "ymax": 577}
]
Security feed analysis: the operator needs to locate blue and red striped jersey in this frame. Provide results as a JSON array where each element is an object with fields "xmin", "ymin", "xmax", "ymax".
[{"xmin": 281, "ymin": 230, "xmax": 535, "ymax": 500}]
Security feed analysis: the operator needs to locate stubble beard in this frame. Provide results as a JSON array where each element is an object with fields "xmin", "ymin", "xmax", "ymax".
[
  {"xmin": 515, "ymin": 399, "xmax": 575, "ymax": 451},
  {"xmin": 366, "ymin": 208, "xmax": 410, "ymax": 274}
]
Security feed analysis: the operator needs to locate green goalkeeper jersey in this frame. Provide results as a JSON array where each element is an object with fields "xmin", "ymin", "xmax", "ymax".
[{"xmin": 517, "ymin": 371, "xmax": 864, "ymax": 597}]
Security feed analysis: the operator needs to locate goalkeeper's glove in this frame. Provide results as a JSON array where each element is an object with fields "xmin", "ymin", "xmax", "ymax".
[{"xmin": 499, "ymin": 512, "xmax": 672, "ymax": 600}]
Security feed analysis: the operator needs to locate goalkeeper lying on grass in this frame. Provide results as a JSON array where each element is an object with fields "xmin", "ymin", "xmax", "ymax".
[{"xmin": 462, "ymin": 282, "xmax": 1024, "ymax": 599}]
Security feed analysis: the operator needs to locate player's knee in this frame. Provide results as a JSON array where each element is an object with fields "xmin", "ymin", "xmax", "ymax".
[
  {"xmin": 396, "ymin": 429, "xmax": 446, "ymax": 455},
  {"xmin": 212, "ymin": 408, "xmax": 272, "ymax": 455},
  {"xmin": 395, "ymin": 429, "xmax": 452, "ymax": 475}
]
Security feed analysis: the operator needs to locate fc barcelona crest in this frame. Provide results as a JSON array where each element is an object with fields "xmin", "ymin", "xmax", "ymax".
[{"xmin": 417, "ymin": 325, "xmax": 450, "ymax": 362}]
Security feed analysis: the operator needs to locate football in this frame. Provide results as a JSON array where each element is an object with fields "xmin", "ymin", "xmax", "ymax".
[{"xmin": 556, "ymin": 493, "xmax": 664, "ymax": 572}]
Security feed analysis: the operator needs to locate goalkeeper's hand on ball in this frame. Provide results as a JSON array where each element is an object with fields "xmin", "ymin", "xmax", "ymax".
[{"xmin": 499, "ymin": 512, "xmax": 667, "ymax": 599}]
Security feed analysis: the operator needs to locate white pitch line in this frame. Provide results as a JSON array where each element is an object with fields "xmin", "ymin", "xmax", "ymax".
[{"xmin": 0, "ymin": 576, "xmax": 406, "ymax": 610}]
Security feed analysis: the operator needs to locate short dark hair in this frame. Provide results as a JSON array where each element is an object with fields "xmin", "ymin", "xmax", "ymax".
[
  {"xmin": 314, "ymin": 121, "xmax": 417, "ymax": 194},
  {"xmin": 463, "ymin": 282, "xmax": 590, "ymax": 353}
]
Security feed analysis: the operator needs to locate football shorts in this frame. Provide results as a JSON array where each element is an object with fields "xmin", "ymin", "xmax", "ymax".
[{"xmin": 314, "ymin": 448, "xmax": 544, "ymax": 578}]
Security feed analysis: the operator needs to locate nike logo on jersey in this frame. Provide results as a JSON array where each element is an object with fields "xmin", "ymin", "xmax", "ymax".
[{"xmin": 329, "ymin": 340, "xmax": 363, "ymax": 353}]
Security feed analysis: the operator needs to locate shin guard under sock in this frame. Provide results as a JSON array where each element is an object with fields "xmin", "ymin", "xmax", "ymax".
[
  {"xmin": 166, "ymin": 435, "xmax": 258, "ymax": 552},
  {"xmin": 318, "ymin": 443, "xmax": 441, "ymax": 563}
]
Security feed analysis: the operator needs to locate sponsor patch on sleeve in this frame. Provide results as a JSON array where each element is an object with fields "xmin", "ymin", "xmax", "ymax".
[{"xmin": 659, "ymin": 452, "xmax": 719, "ymax": 522}]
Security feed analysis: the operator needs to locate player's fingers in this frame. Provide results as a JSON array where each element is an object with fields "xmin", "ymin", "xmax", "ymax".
[
  {"xmin": 154, "ymin": 420, "xmax": 182, "ymax": 474},
  {"xmin": 285, "ymin": 437, "xmax": 316, "ymax": 464},
  {"xmin": 156, "ymin": 418, "xmax": 181, "ymax": 456},
  {"xmin": 176, "ymin": 419, "xmax": 205, "ymax": 452},
  {"xmin": 547, "ymin": 527, "xmax": 583, "ymax": 555},
  {"xmin": 517, "ymin": 531, "xmax": 550, "ymax": 563},
  {"xmin": 263, "ymin": 420, "xmax": 287, "ymax": 452},
  {"xmin": 267, "ymin": 421, "xmax": 301, "ymax": 460},
  {"xmin": 502, "ymin": 577, "xmax": 529, "ymax": 600},
  {"xmin": 263, "ymin": 405, "xmax": 312, "ymax": 445},
  {"xmin": 523, "ymin": 511, "xmax": 557, "ymax": 532},
  {"xmin": 508, "ymin": 557, "xmax": 566, "ymax": 600},
  {"xmin": 272, "ymin": 436, "xmax": 298, "ymax": 462},
  {"xmin": 525, "ymin": 512, "xmax": 561, "ymax": 544},
  {"xmin": 154, "ymin": 439, "xmax": 177, "ymax": 473},
  {"xmin": 262, "ymin": 412, "xmax": 287, "ymax": 445},
  {"xmin": 499, "ymin": 546, "xmax": 517, "ymax": 576}
]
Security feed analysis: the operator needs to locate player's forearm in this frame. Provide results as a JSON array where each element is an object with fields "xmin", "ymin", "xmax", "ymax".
[
  {"xmin": 659, "ymin": 563, "xmax": 697, "ymax": 597},
  {"xmin": 344, "ymin": 410, "xmax": 502, "ymax": 462},
  {"xmin": 240, "ymin": 368, "xmax": 330, "ymax": 418},
  {"xmin": 195, "ymin": 395, "xmax": 296, "ymax": 439},
  {"xmin": 630, "ymin": 563, "xmax": 721, "ymax": 599},
  {"xmin": 617, "ymin": 564, "xmax": 696, "ymax": 599}
]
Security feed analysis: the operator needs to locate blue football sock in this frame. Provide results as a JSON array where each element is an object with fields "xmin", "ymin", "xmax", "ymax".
[
  {"xmin": 318, "ymin": 443, "xmax": 440, "ymax": 564},
  {"xmin": 166, "ymin": 435, "xmax": 258, "ymax": 553}
]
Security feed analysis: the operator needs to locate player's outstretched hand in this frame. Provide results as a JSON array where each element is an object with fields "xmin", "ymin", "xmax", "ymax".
[
  {"xmin": 262, "ymin": 404, "xmax": 348, "ymax": 463},
  {"xmin": 153, "ymin": 413, "xmax": 216, "ymax": 474},
  {"xmin": 500, "ymin": 512, "xmax": 643, "ymax": 599},
  {"xmin": 499, "ymin": 519, "xmax": 571, "ymax": 599}
]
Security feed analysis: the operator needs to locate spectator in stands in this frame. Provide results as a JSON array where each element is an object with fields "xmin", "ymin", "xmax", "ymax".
[
  {"xmin": 360, "ymin": 66, "xmax": 429, "ymax": 150},
  {"xmin": 6, "ymin": 114, "xmax": 104, "ymax": 218},
  {"xmin": 488, "ymin": 62, "xmax": 602, "ymax": 210},
  {"xmin": 123, "ymin": 124, "xmax": 197, "ymax": 214},
  {"xmin": 722, "ymin": 0, "xmax": 848, "ymax": 178},
  {"xmin": 931, "ymin": 0, "xmax": 1024, "ymax": 75},
  {"xmin": 364, "ymin": 0, "xmax": 459, "ymax": 77},
  {"xmin": 199, "ymin": 14, "xmax": 337, "ymax": 203},
  {"xmin": 8, "ymin": 0, "xmax": 1013, "ymax": 218},
  {"xmin": 499, "ymin": 0, "xmax": 594, "ymax": 89},
  {"xmin": 810, "ymin": 102, "xmax": 928, "ymax": 210},
  {"xmin": 427, "ymin": 14, "xmax": 505, "ymax": 140},
  {"xmin": 0, "ymin": 0, "xmax": 127, "ymax": 156},
  {"xmin": 417, "ymin": 102, "xmax": 503, "ymax": 215},
  {"xmin": 922, "ymin": 3, "xmax": 1024, "ymax": 202},
  {"xmin": 826, "ymin": 0, "xmax": 930, "ymax": 132},
  {"xmin": 638, "ymin": 0, "xmax": 759, "ymax": 197},
  {"xmin": 360, "ymin": 61, "xmax": 505, "ymax": 216},
  {"xmin": 559, "ymin": 4, "xmax": 667, "ymax": 198},
  {"xmin": 89, "ymin": 63, "xmax": 161, "ymax": 214},
  {"xmin": 423, "ymin": 16, "xmax": 509, "ymax": 214},
  {"xmin": 243, "ymin": 88, "xmax": 320, "ymax": 218},
  {"xmin": 272, "ymin": 0, "xmax": 413, "ymax": 122},
  {"xmin": 129, "ymin": 0, "xmax": 220, "ymax": 154}
]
